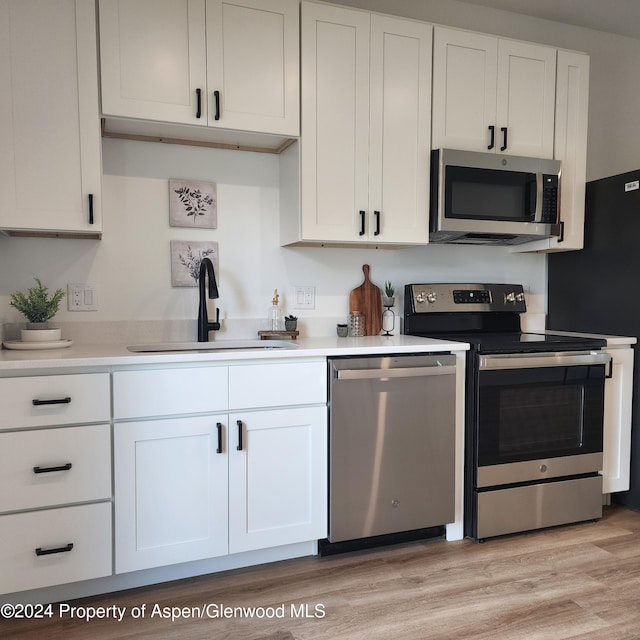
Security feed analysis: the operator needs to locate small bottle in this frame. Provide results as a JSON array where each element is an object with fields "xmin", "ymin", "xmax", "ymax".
[{"xmin": 266, "ymin": 289, "xmax": 284, "ymax": 331}]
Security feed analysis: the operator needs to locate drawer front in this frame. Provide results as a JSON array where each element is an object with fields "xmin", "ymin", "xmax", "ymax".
[
  {"xmin": 0, "ymin": 424, "xmax": 111, "ymax": 513},
  {"xmin": 0, "ymin": 373, "xmax": 110, "ymax": 430},
  {"xmin": 229, "ymin": 361, "xmax": 327, "ymax": 409},
  {"xmin": 0, "ymin": 502, "xmax": 112, "ymax": 594},
  {"xmin": 113, "ymin": 367, "xmax": 228, "ymax": 419}
]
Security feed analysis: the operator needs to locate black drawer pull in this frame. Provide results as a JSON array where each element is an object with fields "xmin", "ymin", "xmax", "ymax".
[
  {"xmin": 214, "ymin": 90, "xmax": 221, "ymax": 120},
  {"xmin": 35, "ymin": 543, "xmax": 74, "ymax": 557},
  {"xmin": 488, "ymin": 125, "xmax": 495, "ymax": 150},
  {"xmin": 500, "ymin": 126, "xmax": 508, "ymax": 151},
  {"xmin": 88, "ymin": 193, "xmax": 94, "ymax": 225},
  {"xmin": 196, "ymin": 88, "xmax": 202, "ymax": 118},
  {"xmin": 33, "ymin": 463, "xmax": 72, "ymax": 474},
  {"xmin": 374, "ymin": 210, "xmax": 380, "ymax": 236},
  {"xmin": 359, "ymin": 210, "xmax": 365, "ymax": 236},
  {"xmin": 216, "ymin": 422, "xmax": 223, "ymax": 454},
  {"xmin": 32, "ymin": 397, "xmax": 71, "ymax": 406},
  {"xmin": 236, "ymin": 420, "xmax": 243, "ymax": 451}
]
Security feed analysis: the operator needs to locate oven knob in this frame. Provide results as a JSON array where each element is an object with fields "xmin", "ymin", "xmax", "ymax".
[
  {"xmin": 516, "ymin": 292, "xmax": 525, "ymax": 302},
  {"xmin": 415, "ymin": 292, "xmax": 437, "ymax": 304},
  {"xmin": 504, "ymin": 292, "xmax": 517, "ymax": 303}
]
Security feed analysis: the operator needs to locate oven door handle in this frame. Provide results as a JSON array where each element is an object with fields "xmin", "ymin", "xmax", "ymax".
[
  {"xmin": 336, "ymin": 365, "xmax": 457, "ymax": 380},
  {"xmin": 479, "ymin": 351, "xmax": 612, "ymax": 371}
]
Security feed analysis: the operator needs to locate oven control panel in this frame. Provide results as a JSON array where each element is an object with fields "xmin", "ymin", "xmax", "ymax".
[{"xmin": 405, "ymin": 283, "xmax": 527, "ymax": 314}]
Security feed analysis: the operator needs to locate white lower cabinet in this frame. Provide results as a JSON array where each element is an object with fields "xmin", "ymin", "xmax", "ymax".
[
  {"xmin": 229, "ymin": 406, "xmax": 327, "ymax": 554},
  {"xmin": 603, "ymin": 346, "xmax": 634, "ymax": 494},
  {"xmin": 113, "ymin": 361, "xmax": 327, "ymax": 574},
  {"xmin": 0, "ymin": 502, "xmax": 112, "ymax": 594},
  {"xmin": 114, "ymin": 415, "xmax": 228, "ymax": 573}
]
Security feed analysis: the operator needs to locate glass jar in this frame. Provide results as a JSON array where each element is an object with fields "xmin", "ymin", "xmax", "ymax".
[{"xmin": 348, "ymin": 311, "xmax": 365, "ymax": 337}]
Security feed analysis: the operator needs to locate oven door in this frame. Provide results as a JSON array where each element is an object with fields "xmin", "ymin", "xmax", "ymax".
[{"xmin": 475, "ymin": 350, "xmax": 611, "ymax": 487}]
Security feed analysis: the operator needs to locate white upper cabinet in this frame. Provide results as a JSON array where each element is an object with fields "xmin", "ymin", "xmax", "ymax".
[
  {"xmin": 289, "ymin": 2, "xmax": 431, "ymax": 246},
  {"xmin": 432, "ymin": 26, "xmax": 556, "ymax": 159},
  {"xmin": 0, "ymin": 0, "xmax": 102, "ymax": 237},
  {"xmin": 99, "ymin": 0, "xmax": 299, "ymax": 137}
]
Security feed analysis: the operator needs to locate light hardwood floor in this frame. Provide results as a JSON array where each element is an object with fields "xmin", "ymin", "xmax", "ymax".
[{"xmin": 4, "ymin": 505, "xmax": 640, "ymax": 639}]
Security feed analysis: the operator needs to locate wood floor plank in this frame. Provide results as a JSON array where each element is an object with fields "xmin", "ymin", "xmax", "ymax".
[{"xmin": 3, "ymin": 505, "xmax": 640, "ymax": 639}]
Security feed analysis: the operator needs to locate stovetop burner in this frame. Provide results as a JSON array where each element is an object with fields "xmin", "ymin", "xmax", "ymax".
[{"xmin": 403, "ymin": 283, "xmax": 606, "ymax": 353}]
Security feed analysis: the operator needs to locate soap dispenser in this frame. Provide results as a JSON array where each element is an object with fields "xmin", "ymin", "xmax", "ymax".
[{"xmin": 266, "ymin": 289, "xmax": 285, "ymax": 331}]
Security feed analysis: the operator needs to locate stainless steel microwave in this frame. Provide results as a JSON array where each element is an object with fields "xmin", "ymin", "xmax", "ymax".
[{"xmin": 429, "ymin": 149, "xmax": 562, "ymax": 245}]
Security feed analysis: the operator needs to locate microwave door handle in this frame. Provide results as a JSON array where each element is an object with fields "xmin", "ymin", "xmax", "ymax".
[{"xmin": 532, "ymin": 172, "xmax": 544, "ymax": 222}]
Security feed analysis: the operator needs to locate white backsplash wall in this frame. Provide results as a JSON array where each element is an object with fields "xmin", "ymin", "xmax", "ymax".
[{"xmin": 0, "ymin": 137, "xmax": 546, "ymax": 342}]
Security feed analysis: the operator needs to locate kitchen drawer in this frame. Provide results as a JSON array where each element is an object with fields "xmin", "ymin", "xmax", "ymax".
[
  {"xmin": 229, "ymin": 361, "xmax": 326, "ymax": 409},
  {"xmin": 113, "ymin": 366, "xmax": 228, "ymax": 419},
  {"xmin": 0, "ymin": 502, "xmax": 112, "ymax": 594},
  {"xmin": 0, "ymin": 373, "xmax": 110, "ymax": 431},
  {"xmin": 0, "ymin": 424, "xmax": 111, "ymax": 513}
]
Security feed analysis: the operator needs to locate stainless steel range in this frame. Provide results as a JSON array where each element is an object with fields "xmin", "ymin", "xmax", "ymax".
[{"xmin": 404, "ymin": 283, "xmax": 611, "ymax": 541}]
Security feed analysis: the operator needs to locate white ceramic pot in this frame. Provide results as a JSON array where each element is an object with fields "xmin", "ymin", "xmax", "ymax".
[{"xmin": 21, "ymin": 327, "xmax": 61, "ymax": 342}]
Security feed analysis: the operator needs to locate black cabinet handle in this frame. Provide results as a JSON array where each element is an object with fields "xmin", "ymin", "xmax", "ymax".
[
  {"xmin": 214, "ymin": 90, "xmax": 220, "ymax": 120},
  {"xmin": 35, "ymin": 543, "xmax": 74, "ymax": 557},
  {"xmin": 557, "ymin": 221, "xmax": 565, "ymax": 243},
  {"xmin": 236, "ymin": 420, "xmax": 243, "ymax": 451},
  {"xmin": 487, "ymin": 125, "xmax": 495, "ymax": 150},
  {"xmin": 374, "ymin": 211, "xmax": 380, "ymax": 236},
  {"xmin": 88, "ymin": 193, "xmax": 94, "ymax": 225},
  {"xmin": 500, "ymin": 127, "xmax": 508, "ymax": 151},
  {"xmin": 33, "ymin": 463, "xmax": 72, "ymax": 474},
  {"xmin": 216, "ymin": 422, "xmax": 223, "ymax": 454},
  {"xmin": 196, "ymin": 88, "xmax": 202, "ymax": 119},
  {"xmin": 359, "ymin": 210, "xmax": 365, "ymax": 236},
  {"xmin": 32, "ymin": 397, "xmax": 71, "ymax": 406}
]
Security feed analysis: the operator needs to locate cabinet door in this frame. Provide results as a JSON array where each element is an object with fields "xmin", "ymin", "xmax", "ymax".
[
  {"xmin": 549, "ymin": 50, "xmax": 589, "ymax": 251},
  {"xmin": 206, "ymin": 0, "xmax": 299, "ymax": 135},
  {"xmin": 602, "ymin": 348, "xmax": 634, "ymax": 494},
  {"xmin": 368, "ymin": 15, "xmax": 431, "ymax": 244},
  {"xmin": 114, "ymin": 416, "xmax": 228, "ymax": 573},
  {"xmin": 99, "ymin": 0, "xmax": 207, "ymax": 126},
  {"xmin": 496, "ymin": 40, "xmax": 556, "ymax": 158},
  {"xmin": 229, "ymin": 407, "xmax": 327, "ymax": 553},
  {"xmin": 300, "ymin": 2, "xmax": 370, "ymax": 243},
  {"xmin": 0, "ymin": 0, "xmax": 101, "ymax": 235},
  {"xmin": 432, "ymin": 27, "xmax": 498, "ymax": 152}
]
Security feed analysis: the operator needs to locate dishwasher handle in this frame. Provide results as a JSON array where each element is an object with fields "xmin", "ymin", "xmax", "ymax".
[{"xmin": 336, "ymin": 364, "xmax": 456, "ymax": 380}]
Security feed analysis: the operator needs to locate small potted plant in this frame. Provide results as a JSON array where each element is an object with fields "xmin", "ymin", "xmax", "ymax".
[
  {"xmin": 10, "ymin": 277, "xmax": 65, "ymax": 342},
  {"xmin": 383, "ymin": 281, "xmax": 395, "ymax": 307},
  {"xmin": 284, "ymin": 314, "xmax": 298, "ymax": 331}
]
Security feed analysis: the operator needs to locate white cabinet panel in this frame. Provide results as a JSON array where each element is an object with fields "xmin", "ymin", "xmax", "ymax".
[
  {"xmin": 432, "ymin": 28, "xmax": 497, "ymax": 152},
  {"xmin": 114, "ymin": 416, "xmax": 228, "ymax": 573},
  {"xmin": 99, "ymin": 0, "xmax": 299, "ymax": 136},
  {"xmin": 603, "ymin": 347, "xmax": 634, "ymax": 494},
  {"xmin": 294, "ymin": 2, "xmax": 431, "ymax": 246},
  {"xmin": 0, "ymin": 502, "xmax": 112, "ymax": 594},
  {"xmin": 0, "ymin": 0, "xmax": 102, "ymax": 235},
  {"xmin": 229, "ymin": 406, "xmax": 327, "ymax": 553},
  {"xmin": 113, "ymin": 366, "xmax": 228, "ymax": 419},
  {"xmin": 228, "ymin": 361, "xmax": 326, "ymax": 409},
  {"xmin": 0, "ymin": 425, "xmax": 111, "ymax": 512},
  {"xmin": 432, "ymin": 26, "xmax": 555, "ymax": 159},
  {"xmin": 99, "ymin": 0, "xmax": 207, "ymax": 125},
  {"xmin": 0, "ymin": 373, "xmax": 110, "ymax": 431}
]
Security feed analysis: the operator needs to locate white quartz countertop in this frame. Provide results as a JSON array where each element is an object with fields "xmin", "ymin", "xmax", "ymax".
[{"xmin": 0, "ymin": 335, "xmax": 469, "ymax": 372}]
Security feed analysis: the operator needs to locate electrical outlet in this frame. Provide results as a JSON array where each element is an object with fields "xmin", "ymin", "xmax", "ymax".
[
  {"xmin": 293, "ymin": 286, "xmax": 315, "ymax": 310},
  {"xmin": 67, "ymin": 284, "xmax": 98, "ymax": 311}
]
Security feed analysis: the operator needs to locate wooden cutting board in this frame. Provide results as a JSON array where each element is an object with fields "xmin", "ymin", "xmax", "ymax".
[{"xmin": 349, "ymin": 264, "xmax": 382, "ymax": 336}]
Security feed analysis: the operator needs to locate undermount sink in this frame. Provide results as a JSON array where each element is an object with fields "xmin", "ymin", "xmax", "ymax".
[{"xmin": 127, "ymin": 339, "xmax": 298, "ymax": 353}]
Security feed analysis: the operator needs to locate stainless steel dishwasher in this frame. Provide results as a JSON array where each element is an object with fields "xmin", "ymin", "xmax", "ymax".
[{"xmin": 326, "ymin": 354, "xmax": 457, "ymax": 546}]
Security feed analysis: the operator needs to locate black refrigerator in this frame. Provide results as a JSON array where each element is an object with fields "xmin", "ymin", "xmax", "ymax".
[{"xmin": 548, "ymin": 169, "xmax": 640, "ymax": 508}]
